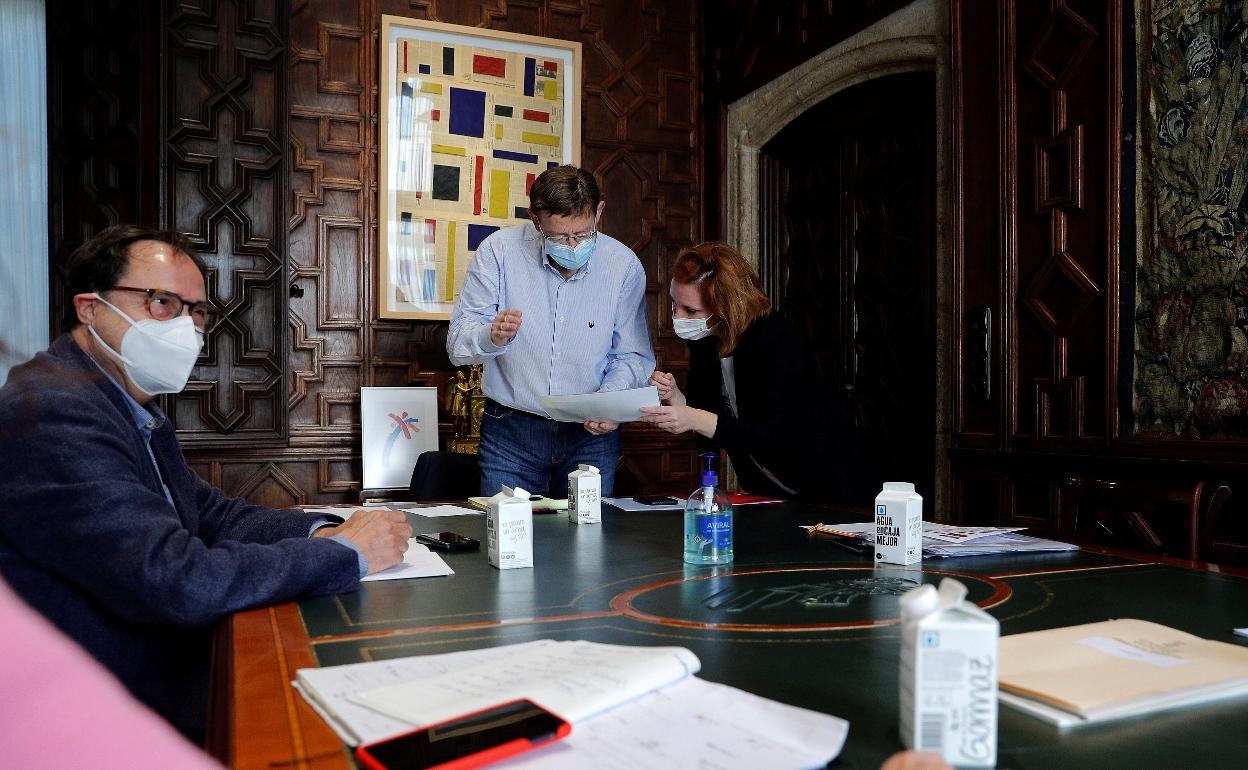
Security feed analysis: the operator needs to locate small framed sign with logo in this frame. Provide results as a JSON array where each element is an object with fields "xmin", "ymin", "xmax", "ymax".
[{"xmin": 361, "ymin": 387, "xmax": 439, "ymax": 490}]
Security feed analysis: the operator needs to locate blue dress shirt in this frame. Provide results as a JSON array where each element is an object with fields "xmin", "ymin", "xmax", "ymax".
[{"xmin": 447, "ymin": 222, "xmax": 654, "ymax": 415}]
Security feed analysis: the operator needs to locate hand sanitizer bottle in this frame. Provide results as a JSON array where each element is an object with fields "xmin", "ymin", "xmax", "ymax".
[{"xmin": 683, "ymin": 453, "xmax": 733, "ymax": 565}]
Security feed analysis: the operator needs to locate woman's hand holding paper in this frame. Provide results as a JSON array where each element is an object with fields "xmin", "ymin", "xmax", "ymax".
[{"xmin": 648, "ymin": 370, "xmax": 685, "ymax": 406}]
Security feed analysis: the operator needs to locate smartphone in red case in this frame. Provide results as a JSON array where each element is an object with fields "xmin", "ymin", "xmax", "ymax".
[{"xmin": 355, "ymin": 698, "xmax": 570, "ymax": 770}]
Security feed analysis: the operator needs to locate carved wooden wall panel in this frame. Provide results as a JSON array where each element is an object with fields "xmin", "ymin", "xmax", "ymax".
[
  {"xmin": 950, "ymin": 0, "xmax": 1123, "ymax": 531},
  {"xmin": 1012, "ymin": 0, "xmax": 1115, "ymax": 449},
  {"xmin": 163, "ymin": 0, "xmax": 290, "ymax": 446},
  {"xmin": 47, "ymin": 0, "xmax": 155, "ymax": 336}
]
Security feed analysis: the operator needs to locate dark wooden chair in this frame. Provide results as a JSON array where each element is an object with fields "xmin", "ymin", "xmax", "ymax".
[
  {"xmin": 408, "ymin": 450, "xmax": 481, "ymax": 501},
  {"xmin": 1196, "ymin": 481, "xmax": 1242, "ymax": 567},
  {"xmin": 1059, "ymin": 476, "xmax": 1208, "ymax": 560}
]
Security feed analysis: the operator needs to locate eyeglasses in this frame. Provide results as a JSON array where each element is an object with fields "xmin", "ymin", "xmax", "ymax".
[
  {"xmin": 107, "ymin": 286, "xmax": 219, "ymax": 330},
  {"xmin": 539, "ymin": 227, "xmax": 597, "ymax": 248}
]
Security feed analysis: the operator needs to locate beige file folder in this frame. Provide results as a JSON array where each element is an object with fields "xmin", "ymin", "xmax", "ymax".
[{"xmin": 998, "ymin": 618, "xmax": 1248, "ymax": 725}]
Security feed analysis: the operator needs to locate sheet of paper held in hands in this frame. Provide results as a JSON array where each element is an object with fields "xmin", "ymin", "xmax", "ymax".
[
  {"xmin": 293, "ymin": 639, "xmax": 848, "ymax": 770},
  {"xmin": 538, "ymin": 385, "xmax": 659, "ymax": 423},
  {"xmin": 359, "ymin": 540, "xmax": 454, "ymax": 582},
  {"xmin": 998, "ymin": 618, "xmax": 1248, "ymax": 727}
]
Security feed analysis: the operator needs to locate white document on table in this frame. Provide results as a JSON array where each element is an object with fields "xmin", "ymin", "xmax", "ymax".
[
  {"xmin": 351, "ymin": 639, "xmax": 699, "ymax": 726},
  {"xmin": 605, "ymin": 497, "xmax": 684, "ymax": 512},
  {"xmin": 921, "ymin": 523, "xmax": 1028, "ymax": 543},
  {"xmin": 303, "ymin": 505, "xmax": 405, "ymax": 518},
  {"xmin": 538, "ymin": 386, "xmax": 659, "ymax": 423},
  {"xmin": 400, "ymin": 504, "xmax": 482, "ymax": 517},
  {"xmin": 294, "ymin": 639, "xmax": 848, "ymax": 770},
  {"xmin": 359, "ymin": 541, "xmax": 454, "ymax": 582},
  {"xmin": 294, "ymin": 641, "xmax": 553, "ymax": 745},
  {"xmin": 493, "ymin": 676, "xmax": 849, "ymax": 770}
]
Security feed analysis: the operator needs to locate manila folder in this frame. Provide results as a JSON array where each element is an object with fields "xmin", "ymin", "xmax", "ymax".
[{"xmin": 999, "ymin": 618, "xmax": 1248, "ymax": 720}]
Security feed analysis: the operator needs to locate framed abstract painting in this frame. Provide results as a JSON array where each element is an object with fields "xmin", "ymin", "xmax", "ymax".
[{"xmin": 378, "ymin": 16, "xmax": 582, "ymax": 319}]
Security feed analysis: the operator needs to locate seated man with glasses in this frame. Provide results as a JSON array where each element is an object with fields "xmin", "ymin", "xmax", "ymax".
[
  {"xmin": 0, "ymin": 225, "xmax": 413, "ymax": 740},
  {"xmin": 448, "ymin": 165, "xmax": 654, "ymax": 497}
]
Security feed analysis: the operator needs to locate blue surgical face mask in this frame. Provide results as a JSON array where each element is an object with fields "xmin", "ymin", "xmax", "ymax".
[{"xmin": 543, "ymin": 236, "xmax": 596, "ymax": 271}]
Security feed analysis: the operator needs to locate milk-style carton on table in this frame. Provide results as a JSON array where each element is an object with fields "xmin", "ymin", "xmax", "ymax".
[
  {"xmin": 899, "ymin": 577, "xmax": 999, "ymax": 767},
  {"xmin": 568, "ymin": 464, "xmax": 601, "ymax": 525},
  {"xmin": 486, "ymin": 485, "xmax": 533, "ymax": 569}
]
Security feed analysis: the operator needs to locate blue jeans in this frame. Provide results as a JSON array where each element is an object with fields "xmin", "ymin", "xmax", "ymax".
[{"xmin": 478, "ymin": 399, "xmax": 620, "ymax": 497}]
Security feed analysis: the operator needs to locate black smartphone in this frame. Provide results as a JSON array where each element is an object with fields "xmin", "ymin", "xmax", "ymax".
[
  {"xmin": 634, "ymin": 495, "xmax": 680, "ymax": 506},
  {"xmin": 355, "ymin": 698, "xmax": 570, "ymax": 770},
  {"xmin": 415, "ymin": 531, "xmax": 481, "ymax": 551}
]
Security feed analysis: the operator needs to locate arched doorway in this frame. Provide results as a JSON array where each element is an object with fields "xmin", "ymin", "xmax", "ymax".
[{"xmin": 759, "ymin": 72, "xmax": 938, "ymax": 502}]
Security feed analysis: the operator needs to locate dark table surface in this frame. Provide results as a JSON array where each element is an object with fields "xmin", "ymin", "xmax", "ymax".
[{"xmin": 210, "ymin": 501, "xmax": 1248, "ymax": 769}]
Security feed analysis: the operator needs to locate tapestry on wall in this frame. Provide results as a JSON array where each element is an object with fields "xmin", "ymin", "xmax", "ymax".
[{"xmin": 1137, "ymin": 0, "xmax": 1248, "ymax": 437}]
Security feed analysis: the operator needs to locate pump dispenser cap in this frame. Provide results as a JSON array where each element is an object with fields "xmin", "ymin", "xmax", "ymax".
[{"xmin": 699, "ymin": 452, "xmax": 718, "ymax": 487}]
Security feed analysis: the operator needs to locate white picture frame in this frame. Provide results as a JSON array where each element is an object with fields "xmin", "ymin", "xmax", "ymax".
[{"xmin": 361, "ymin": 386, "xmax": 440, "ymax": 490}]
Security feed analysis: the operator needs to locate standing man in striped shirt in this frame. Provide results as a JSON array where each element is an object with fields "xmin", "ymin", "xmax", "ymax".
[{"xmin": 448, "ymin": 165, "xmax": 654, "ymax": 497}]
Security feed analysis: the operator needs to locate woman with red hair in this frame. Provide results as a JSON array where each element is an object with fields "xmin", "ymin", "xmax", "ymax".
[{"xmin": 640, "ymin": 242, "xmax": 874, "ymax": 504}]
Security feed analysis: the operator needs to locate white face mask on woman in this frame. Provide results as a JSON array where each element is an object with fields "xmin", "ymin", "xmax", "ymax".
[
  {"xmin": 88, "ymin": 294, "xmax": 204, "ymax": 395},
  {"xmin": 673, "ymin": 316, "xmax": 715, "ymax": 341}
]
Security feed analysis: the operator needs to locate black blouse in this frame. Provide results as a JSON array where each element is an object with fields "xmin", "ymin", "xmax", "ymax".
[{"xmin": 684, "ymin": 312, "xmax": 874, "ymax": 504}]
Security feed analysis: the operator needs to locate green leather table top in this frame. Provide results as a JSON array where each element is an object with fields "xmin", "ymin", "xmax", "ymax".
[{"xmin": 291, "ymin": 501, "xmax": 1248, "ymax": 769}]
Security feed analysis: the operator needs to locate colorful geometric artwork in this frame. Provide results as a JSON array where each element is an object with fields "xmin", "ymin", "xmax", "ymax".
[{"xmin": 379, "ymin": 17, "xmax": 581, "ymax": 318}]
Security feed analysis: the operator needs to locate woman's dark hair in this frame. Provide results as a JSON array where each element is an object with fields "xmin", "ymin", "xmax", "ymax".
[
  {"xmin": 528, "ymin": 165, "xmax": 602, "ymax": 218},
  {"xmin": 671, "ymin": 241, "xmax": 771, "ymax": 356},
  {"xmin": 62, "ymin": 225, "xmax": 201, "ymax": 328}
]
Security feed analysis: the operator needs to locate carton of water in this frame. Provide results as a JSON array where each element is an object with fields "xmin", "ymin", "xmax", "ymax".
[{"xmin": 899, "ymin": 578, "xmax": 998, "ymax": 767}]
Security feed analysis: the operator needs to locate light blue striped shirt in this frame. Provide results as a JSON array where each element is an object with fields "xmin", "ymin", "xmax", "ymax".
[{"xmin": 447, "ymin": 221, "xmax": 654, "ymax": 415}]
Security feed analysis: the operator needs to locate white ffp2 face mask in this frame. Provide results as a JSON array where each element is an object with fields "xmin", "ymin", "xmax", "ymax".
[
  {"xmin": 88, "ymin": 294, "xmax": 204, "ymax": 395},
  {"xmin": 673, "ymin": 316, "xmax": 715, "ymax": 340}
]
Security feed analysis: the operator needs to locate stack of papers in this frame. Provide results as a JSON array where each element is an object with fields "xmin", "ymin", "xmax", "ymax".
[
  {"xmin": 804, "ymin": 522, "xmax": 1078, "ymax": 558},
  {"xmin": 604, "ymin": 497, "xmax": 683, "ymax": 511},
  {"xmin": 294, "ymin": 639, "xmax": 848, "ymax": 769},
  {"xmin": 998, "ymin": 619, "xmax": 1248, "ymax": 727}
]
